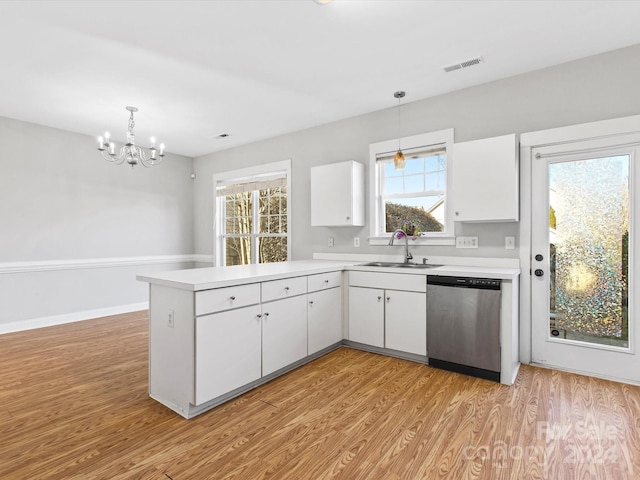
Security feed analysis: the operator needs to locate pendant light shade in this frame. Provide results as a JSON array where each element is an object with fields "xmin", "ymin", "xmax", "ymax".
[
  {"xmin": 394, "ymin": 149, "xmax": 405, "ymax": 169},
  {"xmin": 394, "ymin": 90, "xmax": 406, "ymax": 170}
]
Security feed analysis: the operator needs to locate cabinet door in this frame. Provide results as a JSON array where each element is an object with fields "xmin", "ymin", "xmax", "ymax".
[
  {"xmin": 308, "ymin": 287, "xmax": 343, "ymax": 355},
  {"xmin": 452, "ymin": 133, "xmax": 519, "ymax": 222},
  {"xmin": 348, "ymin": 287, "xmax": 384, "ymax": 347},
  {"xmin": 262, "ymin": 295, "xmax": 308, "ymax": 376},
  {"xmin": 195, "ymin": 305, "xmax": 262, "ymax": 405},
  {"xmin": 311, "ymin": 161, "xmax": 364, "ymax": 226},
  {"xmin": 385, "ymin": 290, "xmax": 427, "ymax": 356}
]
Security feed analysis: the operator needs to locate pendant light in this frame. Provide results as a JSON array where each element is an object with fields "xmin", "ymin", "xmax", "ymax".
[{"xmin": 394, "ymin": 91, "xmax": 406, "ymax": 170}]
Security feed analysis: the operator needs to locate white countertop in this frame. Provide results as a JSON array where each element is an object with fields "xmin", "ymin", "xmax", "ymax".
[
  {"xmin": 136, "ymin": 260, "xmax": 355, "ymax": 291},
  {"xmin": 137, "ymin": 259, "xmax": 520, "ymax": 291}
]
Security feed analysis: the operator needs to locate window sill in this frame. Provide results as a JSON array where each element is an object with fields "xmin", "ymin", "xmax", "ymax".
[{"xmin": 368, "ymin": 236, "xmax": 456, "ymax": 246}]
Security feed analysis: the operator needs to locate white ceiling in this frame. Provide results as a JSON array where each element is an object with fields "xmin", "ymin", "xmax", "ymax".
[{"xmin": 2, "ymin": 0, "xmax": 640, "ymax": 158}]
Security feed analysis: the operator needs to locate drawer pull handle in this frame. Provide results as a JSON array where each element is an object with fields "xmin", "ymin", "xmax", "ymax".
[
  {"xmin": 264, "ymin": 312, "xmax": 270, "ymax": 317},
  {"xmin": 386, "ymin": 296, "xmax": 391, "ymax": 303},
  {"xmin": 309, "ymin": 300, "xmax": 314, "ymax": 305},
  {"xmin": 229, "ymin": 296, "xmax": 236, "ymax": 301},
  {"xmin": 284, "ymin": 287, "xmax": 290, "ymax": 292},
  {"xmin": 377, "ymin": 296, "xmax": 382, "ymax": 302},
  {"xmin": 324, "ymin": 279, "xmax": 329, "ymax": 283},
  {"xmin": 256, "ymin": 314, "xmax": 262, "ymax": 319}
]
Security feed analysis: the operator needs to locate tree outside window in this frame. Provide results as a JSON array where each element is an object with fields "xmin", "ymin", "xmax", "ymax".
[{"xmin": 215, "ymin": 162, "xmax": 290, "ymax": 267}]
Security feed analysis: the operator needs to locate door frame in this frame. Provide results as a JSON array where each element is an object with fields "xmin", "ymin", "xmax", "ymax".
[{"xmin": 519, "ymin": 114, "xmax": 640, "ymax": 383}]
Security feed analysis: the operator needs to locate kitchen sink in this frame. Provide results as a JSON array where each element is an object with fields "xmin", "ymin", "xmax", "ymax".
[{"xmin": 357, "ymin": 262, "xmax": 442, "ymax": 269}]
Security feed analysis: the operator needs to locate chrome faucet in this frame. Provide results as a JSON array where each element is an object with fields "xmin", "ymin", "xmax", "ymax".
[{"xmin": 389, "ymin": 229, "xmax": 413, "ymax": 264}]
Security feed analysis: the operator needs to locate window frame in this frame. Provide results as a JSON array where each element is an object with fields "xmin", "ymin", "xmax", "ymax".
[
  {"xmin": 213, "ymin": 160, "xmax": 292, "ymax": 266},
  {"xmin": 368, "ymin": 129, "xmax": 455, "ymax": 246}
]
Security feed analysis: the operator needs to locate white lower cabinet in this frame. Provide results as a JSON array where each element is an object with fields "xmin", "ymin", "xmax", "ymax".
[
  {"xmin": 385, "ymin": 290, "xmax": 427, "ymax": 356},
  {"xmin": 195, "ymin": 304, "xmax": 262, "ymax": 405},
  {"xmin": 348, "ymin": 286, "xmax": 385, "ymax": 347},
  {"xmin": 308, "ymin": 287, "xmax": 343, "ymax": 355},
  {"xmin": 262, "ymin": 294, "xmax": 308, "ymax": 376},
  {"xmin": 348, "ymin": 271, "xmax": 427, "ymax": 356}
]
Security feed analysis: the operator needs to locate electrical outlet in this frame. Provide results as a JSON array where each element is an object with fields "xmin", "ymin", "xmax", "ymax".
[
  {"xmin": 167, "ymin": 309, "xmax": 175, "ymax": 328},
  {"xmin": 505, "ymin": 236, "xmax": 516, "ymax": 250},
  {"xmin": 456, "ymin": 236, "xmax": 479, "ymax": 249},
  {"xmin": 328, "ymin": 236, "xmax": 334, "ymax": 248},
  {"xmin": 354, "ymin": 237, "xmax": 360, "ymax": 247}
]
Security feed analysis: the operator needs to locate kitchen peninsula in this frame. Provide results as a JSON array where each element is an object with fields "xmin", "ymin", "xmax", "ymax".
[{"xmin": 138, "ymin": 260, "xmax": 519, "ymax": 419}]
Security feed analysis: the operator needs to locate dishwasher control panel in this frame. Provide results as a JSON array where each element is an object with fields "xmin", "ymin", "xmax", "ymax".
[{"xmin": 427, "ymin": 275, "xmax": 501, "ymax": 290}]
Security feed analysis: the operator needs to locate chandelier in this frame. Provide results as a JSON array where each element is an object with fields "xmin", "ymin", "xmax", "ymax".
[{"xmin": 97, "ymin": 106, "xmax": 165, "ymax": 168}]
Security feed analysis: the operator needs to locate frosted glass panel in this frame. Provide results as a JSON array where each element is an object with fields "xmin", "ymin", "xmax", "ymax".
[{"xmin": 548, "ymin": 155, "xmax": 629, "ymax": 348}]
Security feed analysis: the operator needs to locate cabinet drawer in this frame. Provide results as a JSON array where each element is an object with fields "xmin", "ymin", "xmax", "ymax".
[
  {"xmin": 195, "ymin": 283, "xmax": 261, "ymax": 316},
  {"xmin": 349, "ymin": 271, "xmax": 426, "ymax": 293},
  {"xmin": 261, "ymin": 276, "xmax": 307, "ymax": 303},
  {"xmin": 307, "ymin": 271, "xmax": 342, "ymax": 292}
]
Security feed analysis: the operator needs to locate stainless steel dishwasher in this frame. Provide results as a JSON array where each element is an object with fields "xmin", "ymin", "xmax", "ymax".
[{"xmin": 426, "ymin": 275, "xmax": 501, "ymax": 382}]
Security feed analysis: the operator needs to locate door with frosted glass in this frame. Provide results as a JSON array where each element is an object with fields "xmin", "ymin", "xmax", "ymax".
[{"xmin": 531, "ymin": 136, "xmax": 639, "ymax": 382}]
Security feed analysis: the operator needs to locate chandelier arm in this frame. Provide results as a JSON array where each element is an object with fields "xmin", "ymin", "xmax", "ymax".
[
  {"xmin": 100, "ymin": 148, "xmax": 126, "ymax": 165},
  {"xmin": 139, "ymin": 157, "xmax": 162, "ymax": 168},
  {"xmin": 139, "ymin": 148, "xmax": 164, "ymax": 168}
]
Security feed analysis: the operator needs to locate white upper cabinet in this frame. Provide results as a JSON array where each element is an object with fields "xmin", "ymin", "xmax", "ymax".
[
  {"xmin": 451, "ymin": 133, "xmax": 519, "ymax": 222},
  {"xmin": 311, "ymin": 160, "xmax": 365, "ymax": 226}
]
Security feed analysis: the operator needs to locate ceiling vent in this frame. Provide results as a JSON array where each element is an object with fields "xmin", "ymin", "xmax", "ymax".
[{"xmin": 443, "ymin": 56, "xmax": 484, "ymax": 73}]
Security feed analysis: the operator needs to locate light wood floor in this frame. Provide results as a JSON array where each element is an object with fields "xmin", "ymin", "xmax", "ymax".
[{"xmin": 1, "ymin": 311, "xmax": 640, "ymax": 479}]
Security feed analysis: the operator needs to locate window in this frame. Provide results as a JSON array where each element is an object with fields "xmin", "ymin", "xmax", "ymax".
[
  {"xmin": 369, "ymin": 129, "xmax": 454, "ymax": 245},
  {"xmin": 214, "ymin": 161, "xmax": 291, "ymax": 266}
]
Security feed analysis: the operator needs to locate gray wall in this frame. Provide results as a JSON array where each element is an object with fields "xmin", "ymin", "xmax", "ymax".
[
  {"xmin": 4, "ymin": 42, "xmax": 640, "ymax": 330},
  {"xmin": 0, "ymin": 117, "xmax": 195, "ymax": 329},
  {"xmin": 193, "ymin": 44, "xmax": 640, "ymax": 262}
]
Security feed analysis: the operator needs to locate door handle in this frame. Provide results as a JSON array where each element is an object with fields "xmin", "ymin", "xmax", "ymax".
[{"xmin": 534, "ymin": 269, "xmax": 544, "ymax": 277}]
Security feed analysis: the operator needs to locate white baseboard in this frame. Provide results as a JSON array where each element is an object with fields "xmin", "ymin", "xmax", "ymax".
[
  {"xmin": 0, "ymin": 302, "xmax": 148, "ymax": 335},
  {"xmin": 530, "ymin": 361, "xmax": 640, "ymax": 387}
]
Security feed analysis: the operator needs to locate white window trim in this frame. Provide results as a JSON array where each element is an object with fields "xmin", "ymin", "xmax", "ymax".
[
  {"xmin": 213, "ymin": 159, "xmax": 292, "ymax": 266},
  {"xmin": 368, "ymin": 129, "xmax": 455, "ymax": 246}
]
